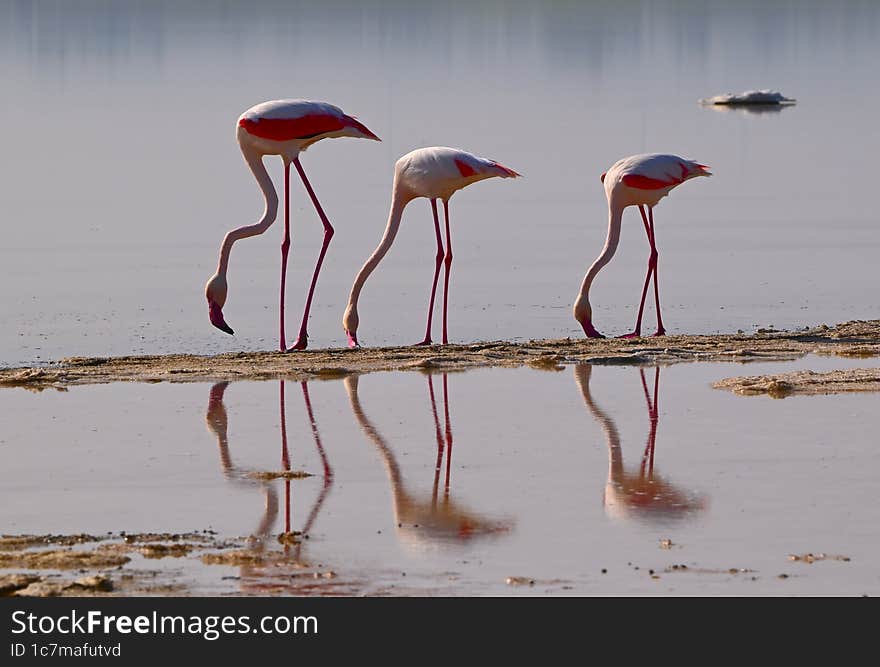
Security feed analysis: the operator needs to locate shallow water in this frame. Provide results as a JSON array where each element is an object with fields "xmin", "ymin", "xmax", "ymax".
[
  {"xmin": 1, "ymin": 2, "xmax": 879, "ymax": 365},
  {"xmin": 3, "ymin": 358, "xmax": 878, "ymax": 595}
]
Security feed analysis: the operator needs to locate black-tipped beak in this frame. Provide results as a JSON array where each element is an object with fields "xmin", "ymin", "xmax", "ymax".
[
  {"xmin": 344, "ymin": 115, "xmax": 381, "ymax": 142},
  {"xmin": 209, "ymin": 301, "xmax": 234, "ymax": 335}
]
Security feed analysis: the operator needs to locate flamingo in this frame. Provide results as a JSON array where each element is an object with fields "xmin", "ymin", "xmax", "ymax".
[
  {"xmin": 342, "ymin": 146, "xmax": 520, "ymax": 347},
  {"xmin": 344, "ymin": 373, "xmax": 511, "ymax": 548},
  {"xmin": 574, "ymin": 364, "xmax": 706, "ymax": 524},
  {"xmin": 205, "ymin": 99, "xmax": 380, "ymax": 351},
  {"xmin": 205, "ymin": 380, "xmax": 336, "ymax": 591},
  {"xmin": 573, "ymin": 153, "xmax": 711, "ymax": 338}
]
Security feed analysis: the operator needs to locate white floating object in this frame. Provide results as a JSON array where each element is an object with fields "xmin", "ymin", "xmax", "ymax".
[{"xmin": 700, "ymin": 89, "xmax": 796, "ymax": 106}]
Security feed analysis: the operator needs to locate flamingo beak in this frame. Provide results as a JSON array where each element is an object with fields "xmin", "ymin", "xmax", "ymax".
[
  {"xmin": 209, "ymin": 300, "xmax": 234, "ymax": 335},
  {"xmin": 579, "ymin": 318, "xmax": 605, "ymax": 339},
  {"xmin": 344, "ymin": 115, "xmax": 381, "ymax": 142},
  {"xmin": 345, "ymin": 329, "xmax": 360, "ymax": 348}
]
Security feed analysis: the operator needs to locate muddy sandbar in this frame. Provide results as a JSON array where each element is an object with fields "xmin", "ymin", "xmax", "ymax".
[
  {"xmin": 713, "ymin": 367, "xmax": 880, "ymax": 397},
  {"xmin": 2, "ymin": 320, "xmax": 879, "ymax": 389}
]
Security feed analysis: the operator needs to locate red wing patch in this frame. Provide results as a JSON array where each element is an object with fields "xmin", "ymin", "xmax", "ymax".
[
  {"xmin": 622, "ymin": 173, "xmax": 679, "ymax": 190},
  {"xmin": 239, "ymin": 114, "xmax": 345, "ymax": 141},
  {"xmin": 454, "ymin": 158, "xmax": 478, "ymax": 177}
]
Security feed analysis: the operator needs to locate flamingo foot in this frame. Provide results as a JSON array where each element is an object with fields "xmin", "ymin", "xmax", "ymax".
[
  {"xmin": 286, "ymin": 334, "xmax": 308, "ymax": 351},
  {"xmin": 580, "ymin": 320, "xmax": 605, "ymax": 339},
  {"xmin": 413, "ymin": 338, "xmax": 433, "ymax": 346},
  {"xmin": 652, "ymin": 328, "xmax": 666, "ymax": 337},
  {"xmin": 618, "ymin": 331, "xmax": 642, "ymax": 339},
  {"xmin": 345, "ymin": 330, "xmax": 360, "ymax": 348}
]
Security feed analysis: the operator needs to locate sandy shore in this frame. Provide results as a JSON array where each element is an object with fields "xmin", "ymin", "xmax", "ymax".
[
  {"xmin": 0, "ymin": 532, "xmax": 349, "ymax": 597},
  {"xmin": 1, "ymin": 320, "xmax": 878, "ymax": 391},
  {"xmin": 713, "ymin": 367, "xmax": 880, "ymax": 397}
]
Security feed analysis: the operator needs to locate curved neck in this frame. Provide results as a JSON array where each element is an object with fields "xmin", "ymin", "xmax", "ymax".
[
  {"xmin": 346, "ymin": 182, "xmax": 412, "ymax": 310},
  {"xmin": 205, "ymin": 382, "xmax": 233, "ymax": 476},
  {"xmin": 344, "ymin": 377, "xmax": 406, "ymax": 500},
  {"xmin": 574, "ymin": 365, "xmax": 623, "ymax": 478},
  {"xmin": 576, "ymin": 201, "xmax": 624, "ymax": 310},
  {"xmin": 216, "ymin": 149, "xmax": 280, "ymax": 276}
]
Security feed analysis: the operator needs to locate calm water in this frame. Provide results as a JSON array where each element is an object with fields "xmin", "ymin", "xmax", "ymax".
[
  {"xmin": 1, "ymin": 1, "xmax": 879, "ymax": 365},
  {"xmin": 3, "ymin": 360, "xmax": 879, "ymax": 595}
]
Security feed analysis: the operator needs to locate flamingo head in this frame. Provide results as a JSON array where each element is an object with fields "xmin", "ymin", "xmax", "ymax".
[
  {"xmin": 342, "ymin": 303, "xmax": 360, "ymax": 348},
  {"xmin": 205, "ymin": 274, "xmax": 233, "ymax": 335},
  {"xmin": 343, "ymin": 115, "xmax": 381, "ymax": 142},
  {"xmin": 574, "ymin": 295, "xmax": 604, "ymax": 339}
]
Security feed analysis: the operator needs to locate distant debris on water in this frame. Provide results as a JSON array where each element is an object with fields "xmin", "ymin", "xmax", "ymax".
[
  {"xmin": 700, "ymin": 89, "xmax": 796, "ymax": 106},
  {"xmin": 788, "ymin": 552, "xmax": 851, "ymax": 564},
  {"xmin": 505, "ymin": 576, "xmax": 535, "ymax": 586}
]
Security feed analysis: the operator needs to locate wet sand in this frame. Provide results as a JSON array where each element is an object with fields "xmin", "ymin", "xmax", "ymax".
[
  {"xmin": 2, "ymin": 320, "xmax": 879, "ymax": 390},
  {"xmin": 0, "ymin": 532, "xmax": 364, "ymax": 597},
  {"xmin": 714, "ymin": 367, "xmax": 880, "ymax": 397}
]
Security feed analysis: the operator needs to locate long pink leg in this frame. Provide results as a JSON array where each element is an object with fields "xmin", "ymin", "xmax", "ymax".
[
  {"xmin": 427, "ymin": 373, "xmax": 445, "ymax": 506},
  {"xmin": 638, "ymin": 367, "xmax": 660, "ymax": 476},
  {"xmin": 650, "ymin": 366, "xmax": 659, "ymax": 473},
  {"xmin": 647, "ymin": 207, "xmax": 665, "ymax": 336},
  {"xmin": 279, "ymin": 162, "xmax": 291, "ymax": 351},
  {"xmin": 638, "ymin": 368, "xmax": 650, "ymax": 475},
  {"xmin": 297, "ymin": 381, "xmax": 333, "ymax": 557},
  {"xmin": 619, "ymin": 205, "xmax": 657, "ymax": 339},
  {"xmin": 416, "ymin": 199, "xmax": 445, "ymax": 346},
  {"xmin": 301, "ymin": 381, "xmax": 332, "ymax": 483},
  {"xmin": 442, "ymin": 373, "xmax": 453, "ymax": 500},
  {"xmin": 280, "ymin": 381, "xmax": 292, "ymax": 535},
  {"xmin": 288, "ymin": 157, "xmax": 335, "ymax": 351},
  {"xmin": 441, "ymin": 200, "xmax": 453, "ymax": 345}
]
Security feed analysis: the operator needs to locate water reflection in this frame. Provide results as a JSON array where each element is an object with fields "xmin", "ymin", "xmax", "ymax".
[
  {"xmin": 700, "ymin": 103, "xmax": 794, "ymax": 117},
  {"xmin": 205, "ymin": 380, "xmax": 335, "ymax": 592},
  {"xmin": 345, "ymin": 372, "xmax": 511, "ymax": 551},
  {"xmin": 574, "ymin": 365, "xmax": 706, "ymax": 525},
  {"xmin": 8, "ymin": 1, "xmax": 876, "ymax": 82}
]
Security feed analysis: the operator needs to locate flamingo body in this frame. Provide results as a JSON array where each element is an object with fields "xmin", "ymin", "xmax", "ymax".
[
  {"xmin": 602, "ymin": 153, "xmax": 710, "ymax": 207},
  {"xmin": 395, "ymin": 146, "xmax": 520, "ymax": 200},
  {"xmin": 574, "ymin": 153, "xmax": 711, "ymax": 338},
  {"xmin": 237, "ymin": 99, "xmax": 378, "ymax": 156},
  {"xmin": 206, "ymin": 99, "xmax": 379, "ymax": 350},
  {"xmin": 342, "ymin": 146, "xmax": 520, "ymax": 347}
]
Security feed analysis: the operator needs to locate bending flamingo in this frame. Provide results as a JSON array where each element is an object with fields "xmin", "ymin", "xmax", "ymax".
[
  {"xmin": 205, "ymin": 99, "xmax": 380, "ymax": 350},
  {"xmin": 573, "ymin": 153, "xmax": 711, "ymax": 338},
  {"xmin": 574, "ymin": 364, "xmax": 706, "ymax": 524},
  {"xmin": 342, "ymin": 146, "xmax": 520, "ymax": 347}
]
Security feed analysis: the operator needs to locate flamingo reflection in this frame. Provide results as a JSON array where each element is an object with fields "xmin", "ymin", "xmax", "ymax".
[
  {"xmin": 344, "ymin": 372, "xmax": 511, "ymax": 550},
  {"xmin": 205, "ymin": 380, "xmax": 334, "ymax": 592},
  {"xmin": 574, "ymin": 365, "xmax": 706, "ymax": 525}
]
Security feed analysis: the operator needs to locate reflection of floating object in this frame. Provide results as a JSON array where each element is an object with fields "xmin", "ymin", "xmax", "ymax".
[
  {"xmin": 700, "ymin": 89, "xmax": 796, "ymax": 106},
  {"xmin": 702, "ymin": 104, "xmax": 790, "ymax": 116}
]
